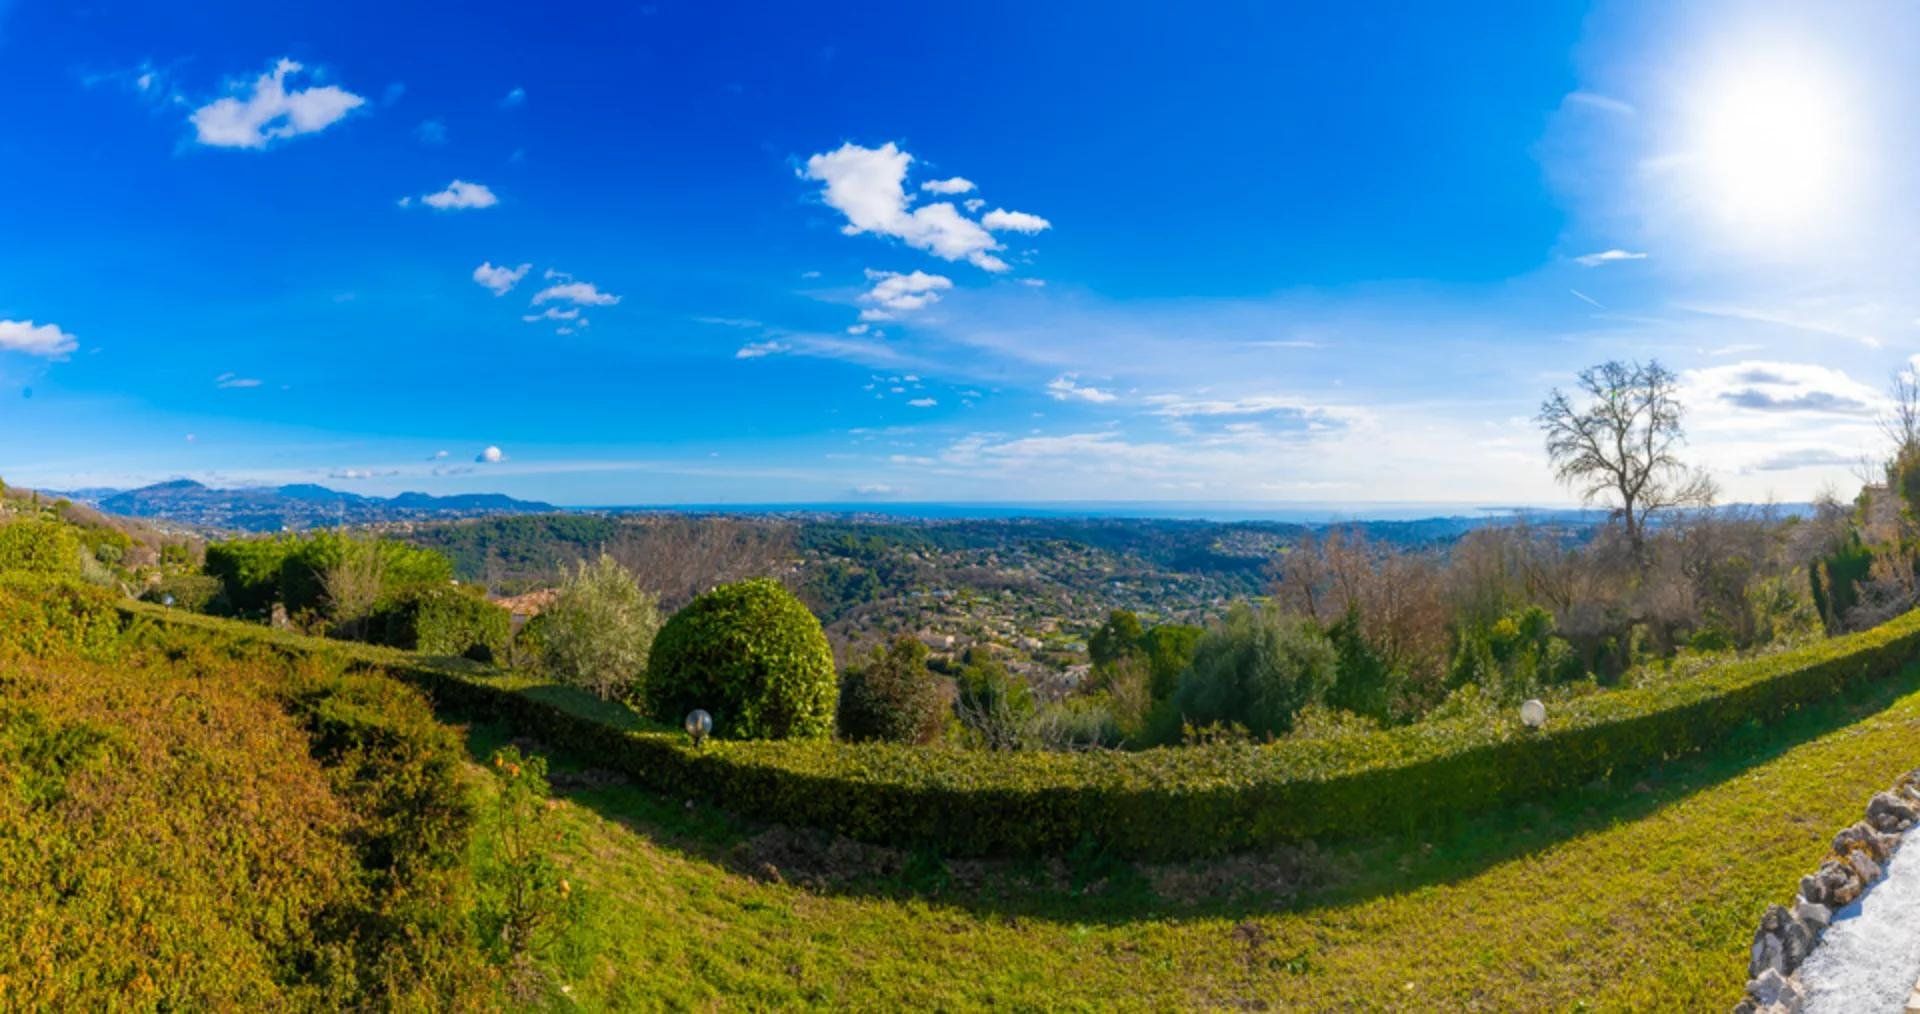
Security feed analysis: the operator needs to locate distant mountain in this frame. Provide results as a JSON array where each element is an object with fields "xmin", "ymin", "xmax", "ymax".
[{"xmin": 68, "ymin": 480, "xmax": 556, "ymax": 532}]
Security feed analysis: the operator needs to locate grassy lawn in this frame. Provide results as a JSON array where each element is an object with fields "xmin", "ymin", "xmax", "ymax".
[{"xmin": 460, "ymin": 666, "xmax": 1920, "ymax": 1011}]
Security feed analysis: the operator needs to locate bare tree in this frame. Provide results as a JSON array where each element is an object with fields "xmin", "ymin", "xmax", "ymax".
[
  {"xmin": 1883, "ymin": 369, "xmax": 1920, "ymax": 458},
  {"xmin": 607, "ymin": 516, "xmax": 796, "ymax": 610},
  {"xmin": 1538, "ymin": 359, "xmax": 1717, "ymax": 557}
]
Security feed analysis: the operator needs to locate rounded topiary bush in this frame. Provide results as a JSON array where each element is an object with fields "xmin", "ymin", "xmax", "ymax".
[{"xmin": 645, "ymin": 578, "xmax": 836, "ymax": 740}]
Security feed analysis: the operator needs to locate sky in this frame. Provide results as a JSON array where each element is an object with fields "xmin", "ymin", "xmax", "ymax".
[{"xmin": 2, "ymin": 0, "xmax": 1918, "ymax": 507}]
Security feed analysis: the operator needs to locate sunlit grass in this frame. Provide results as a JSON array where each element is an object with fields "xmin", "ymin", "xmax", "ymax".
[{"xmin": 471, "ymin": 668, "xmax": 1920, "ymax": 1009}]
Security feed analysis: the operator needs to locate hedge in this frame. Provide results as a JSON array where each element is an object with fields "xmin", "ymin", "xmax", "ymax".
[
  {"xmin": 23, "ymin": 581, "xmax": 1920, "ymax": 860},
  {"xmin": 368, "ymin": 585, "xmax": 510, "ymax": 663}
]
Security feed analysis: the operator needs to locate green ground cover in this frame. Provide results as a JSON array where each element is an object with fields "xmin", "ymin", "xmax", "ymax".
[{"xmin": 474, "ymin": 665, "xmax": 1920, "ymax": 1009}]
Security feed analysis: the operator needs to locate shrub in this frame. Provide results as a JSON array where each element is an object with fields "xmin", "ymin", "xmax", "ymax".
[
  {"xmin": 838, "ymin": 636, "xmax": 946, "ymax": 744},
  {"xmin": 955, "ymin": 648, "xmax": 1035, "ymax": 750},
  {"xmin": 142, "ymin": 573, "xmax": 228, "ymax": 614},
  {"xmin": 476, "ymin": 746, "xmax": 581, "ymax": 989},
  {"xmin": 1173, "ymin": 603, "xmax": 1336, "ymax": 738},
  {"xmin": 1326, "ymin": 607, "xmax": 1397, "ymax": 723},
  {"xmin": 1140, "ymin": 623, "xmax": 1203, "ymax": 700},
  {"xmin": 0, "ymin": 520, "xmax": 82, "ymax": 576},
  {"xmin": 280, "ymin": 532, "xmax": 454, "ymax": 622},
  {"xmin": 542, "ymin": 554, "xmax": 660, "ymax": 700},
  {"xmin": 1087, "ymin": 609, "xmax": 1145, "ymax": 667},
  {"xmin": 203, "ymin": 538, "xmax": 294, "ymax": 618},
  {"xmin": 369, "ymin": 585, "xmax": 511, "ymax": 662},
  {"xmin": 645, "ymin": 577, "xmax": 835, "ymax": 740}
]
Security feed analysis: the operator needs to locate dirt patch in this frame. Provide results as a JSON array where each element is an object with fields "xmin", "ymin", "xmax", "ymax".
[
  {"xmin": 733, "ymin": 826, "xmax": 908, "ymax": 889},
  {"xmin": 1146, "ymin": 843, "xmax": 1337, "ymax": 907}
]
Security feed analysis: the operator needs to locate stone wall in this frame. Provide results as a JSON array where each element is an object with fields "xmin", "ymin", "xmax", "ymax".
[{"xmin": 1734, "ymin": 769, "xmax": 1920, "ymax": 1013}]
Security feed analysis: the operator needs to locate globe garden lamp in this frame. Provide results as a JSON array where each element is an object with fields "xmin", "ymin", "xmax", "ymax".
[
  {"xmin": 685, "ymin": 709, "xmax": 713, "ymax": 748},
  {"xmin": 1520, "ymin": 698, "xmax": 1547, "ymax": 731}
]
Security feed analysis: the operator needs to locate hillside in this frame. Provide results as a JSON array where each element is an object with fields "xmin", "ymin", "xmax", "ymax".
[
  {"xmin": 10, "ymin": 577, "xmax": 1909, "ymax": 1007},
  {"xmin": 59, "ymin": 480, "xmax": 556, "ymax": 532}
]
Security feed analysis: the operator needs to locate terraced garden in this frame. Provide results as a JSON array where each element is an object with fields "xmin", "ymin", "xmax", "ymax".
[{"xmin": 7, "ymin": 576, "xmax": 1920, "ymax": 1008}]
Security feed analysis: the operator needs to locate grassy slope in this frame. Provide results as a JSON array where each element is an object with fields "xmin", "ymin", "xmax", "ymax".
[{"xmin": 473, "ymin": 667, "xmax": 1920, "ymax": 1011}]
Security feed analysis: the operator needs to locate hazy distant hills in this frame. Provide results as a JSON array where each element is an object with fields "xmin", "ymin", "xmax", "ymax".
[{"xmin": 57, "ymin": 480, "xmax": 557, "ymax": 532}]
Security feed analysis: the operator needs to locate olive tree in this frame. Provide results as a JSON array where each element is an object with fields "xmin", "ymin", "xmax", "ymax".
[{"xmin": 543, "ymin": 553, "xmax": 661, "ymax": 700}]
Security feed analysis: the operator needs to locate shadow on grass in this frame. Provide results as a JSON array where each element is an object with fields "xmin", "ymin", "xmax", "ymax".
[{"xmin": 441, "ymin": 663, "xmax": 1920, "ymax": 927}]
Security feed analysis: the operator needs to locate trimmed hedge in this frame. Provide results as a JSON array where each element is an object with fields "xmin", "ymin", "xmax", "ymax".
[
  {"xmin": 38, "ymin": 584, "xmax": 1920, "ymax": 860},
  {"xmin": 368, "ymin": 585, "xmax": 510, "ymax": 663}
]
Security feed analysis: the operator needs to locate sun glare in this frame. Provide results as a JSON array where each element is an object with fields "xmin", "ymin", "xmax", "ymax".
[{"xmin": 1675, "ymin": 45, "xmax": 1866, "ymax": 244}]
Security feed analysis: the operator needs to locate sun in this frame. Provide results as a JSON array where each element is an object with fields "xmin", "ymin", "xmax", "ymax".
[{"xmin": 1673, "ymin": 44, "xmax": 1866, "ymax": 244}]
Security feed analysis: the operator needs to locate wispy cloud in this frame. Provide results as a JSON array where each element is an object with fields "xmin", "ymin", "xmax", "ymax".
[
  {"xmin": 1046, "ymin": 374, "xmax": 1118, "ymax": 403},
  {"xmin": 1573, "ymin": 248, "xmax": 1647, "ymax": 267},
  {"xmin": 1564, "ymin": 90, "xmax": 1636, "ymax": 116},
  {"xmin": 215, "ymin": 372, "xmax": 261, "ymax": 389}
]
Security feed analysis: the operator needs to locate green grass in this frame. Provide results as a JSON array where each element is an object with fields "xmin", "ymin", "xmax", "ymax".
[{"xmin": 466, "ymin": 665, "xmax": 1920, "ymax": 1010}]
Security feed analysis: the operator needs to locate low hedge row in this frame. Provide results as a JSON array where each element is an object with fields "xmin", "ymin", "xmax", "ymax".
[{"xmin": 31, "ymin": 582, "xmax": 1920, "ymax": 859}]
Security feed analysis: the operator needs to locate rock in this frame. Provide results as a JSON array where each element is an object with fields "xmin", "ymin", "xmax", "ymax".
[
  {"xmin": 1792, "ymin": 896, "xmax": 1831, "ymax": 933},
  {"xmin": 1867, "ymin": 791, "xmax": 1918, "ymax": 833},
  {"xmin": 1817, "ymin": 859, "xmax": 1862, "ymax": 908},
  {"xmin": 1750, "ymin": 905, "xmax": 1790, "ymax": 977},
  {"xmin": 1748, "ymin": 967, "xmax": 1800, "ymax": 1008},
  {"xmin": 1780, "ymin": 915, "xmax": 1814, "ymax": 974},
  {"xmin": 1845, "ymin": 848, "xmax": 1883, "ymax": 885},
  {"xmin": 1733, "ymin": 999, "xmax": 1758, "ymax": 1014},
  {"xmin": 1833, "ymin": 821, "xmax": 1897, "ymax": 862},
  {"xmin": 1799, "ymin": 872, "xmax": 1828, "ymax": 908}
]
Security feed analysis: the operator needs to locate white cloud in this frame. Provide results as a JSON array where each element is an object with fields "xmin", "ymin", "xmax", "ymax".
[
  {"xmin": 531, "ymin": 279, "xmax": 620, "ymax": 306},
  {"xmin": 964, "ymin": 198, "xmax": 985, "ymax": 212},
  {"xmin": 802, "ymin": 142, "xmax": 1011, "ymax": 271},
  {"xmin": 1681, "ymin": 360, "xmax": 1883, "ymax": 418},
  {"xmin": 846, "ymin": 323, "xmax": 871, "ymax": 335},
  {"xmin": 500, "ymin": 86, "xmax": 526, "ymax": 109},
  {"xmin": 420, "ymin": 180, "xmax": 498, "ymax": 210},
  {"xmin": 981, "ymin": 208, "xmax": 1052, "ymax": 233},
  {"xmin": 907, "ymin": 397, "xmax": 937, "ymax": 408},
  {"xmin": 414, "ymin": 119, "xmax": 447, "ymax": 145},
  {"xmin": 190, "ymin": 59, "xmax": 365, "ymax": 149},
  {"xmin": 1573, "ymin": 248, "xmax": 1647, "ymax": 267},
  {"xmin": 859, "ymin": 269, "xmax": 953, "ymax": 319},
  {"xmin": 475, "ymin": 445, "xmax": 507, "ymax": 464},
  {"xmin": 736, "ymin": 340, "xmax": 791, "ymax": 359},
  {"xmin": 473, "ymin": 261, "xmax": 531, "ymax": 295},
  {"xmin": 522, "ymin": 307, "xmax": 581, "ymax": 322},
  {"xmin": 1019, "ymin": 278, "xmax": 1046, "ymax": 288},
  {"xmin": 215, "ymin": 372, "xmax": 262, "ymax": 389},
  {"xmin": 1046, "ymin": 374, "xmax": 1117, "ymax": 403},
  {"xmin": 0, "ymin": 320, "xmax": 78, "ymax": 359},
  {"xmin": 920, "ymin": 177, "xmax": 975, "ymax": 195}
]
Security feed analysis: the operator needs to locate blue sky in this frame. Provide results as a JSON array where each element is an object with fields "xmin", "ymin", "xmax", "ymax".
[{"xmin": 2, "ymin": 1, "xmax": 1915, "ymax": 505}]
